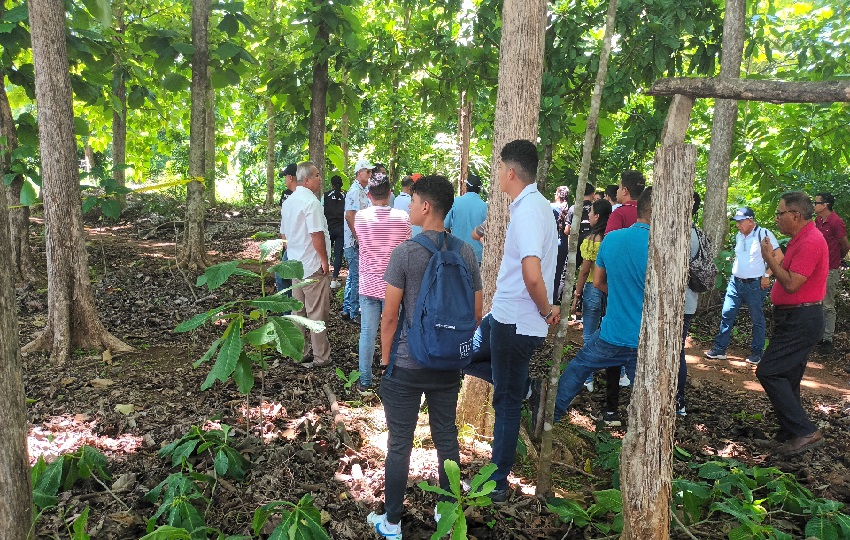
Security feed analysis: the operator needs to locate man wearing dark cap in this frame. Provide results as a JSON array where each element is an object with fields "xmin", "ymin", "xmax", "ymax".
[
  {"xmin": 705, "ymin": 206, "xmax": 783, "ymax": 365},
  {"xmin": 276, "ymin": 163, "xmax": 298, "ymax": 294},
  {"xmin": 444, "ymin": 174, "xmax": 488, "ymax": 263}
]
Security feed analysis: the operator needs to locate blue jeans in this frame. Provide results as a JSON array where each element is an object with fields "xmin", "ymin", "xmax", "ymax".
[
  {"xmin": 464, "ymin": 314, "xmax": 543, "ymax": 490},
  {"xmin": 342, "ymin": 246, "xmax": 360, "ymax": 316},
  {"xmin": 358, "ymin": 295, "xmax": 383, "ymax": 386},
  {"xmin": 554, "ymin": 329, "xmax": 637, "ymax": 423},
  {"xmin": 677, "ymin": 314, "xmax": 695, "ymax": 409},
  {"xmin": 581, "ymin": 283, "xmax": 605, "ymax": 344},
  {"xmin": 713, "ymin": 277, "xmax": 768, "ymax": 356},
  {"xmin": 274, "ymin": 249, "xmax": 291, "ymax": 296},
  {"xmin": 329, "ymin": 225, "xmax": 345, "ymax": 279}
]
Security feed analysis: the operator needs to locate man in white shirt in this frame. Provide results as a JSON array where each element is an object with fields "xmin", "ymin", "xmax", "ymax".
[
  {"xmin": 705, "ymin": 207, "xmax": 783, "ymax": 365},
  {"xmin": 280, "ymin": 161, "xmax": 332, "ymax": 368},
  {"xmin": 342, "ymin": 159, "xmax": 373, "ymax": 323}
]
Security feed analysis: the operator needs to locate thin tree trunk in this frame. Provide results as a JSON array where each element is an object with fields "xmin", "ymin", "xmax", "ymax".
[
  {"xmin": 309, "ymin": 11, "xmax": 329, "ymax": 186},
  {"xmin": 457, "ymin": 0, "xmax": 547, "ymax": 436},
  {"xmin": 647, "ymin": 77, "xmax": 850, "ymax": 103},
  {"xmin": 537, "ymin": 0, "xmax": 618, "ymax": 498},
  {"xmin": 111, "ymin": 0, "xmax": 127, "ymax": 199},
  {"xmin": 24, "ymin": 0, "xmax": 133, "ymax": 363},
  {"xmin": 621, "ymin": 144, "xmax": 696, "ymax": 539},
  {"xmin": 0, "ymin": 73, "xmax": 35, "ymax": 283},
  {"xmin": 180, "ymin": 0, "xmax": 212, "ymax": 269},
  {"xmin": 341, "ymin": 109, "xmax": 350, "ymax": 173},
  {"xmin": 536, "ymin": 143, "xmax": 553, "ymax": 194},
  {"xmin": 0, "ymin": 173, "xmax": 31, "ymax": 539},
  {"xmin": 458, "ymin": 90, "xmax": 472, "ymax": 195},
  {"xmin": 83, "ymin": 144, "xmax": 95, "ymax": 172},
  {"xmin": 204, "ymin": 69, "xmax": 215, "ymax": 205},
  {"xmin": 703, "ymin": 0, "xmax": 746, "ymax": 259},
  {"xmin": 265, "ymin": 99, "xmax": 276, "ymax": 206}
]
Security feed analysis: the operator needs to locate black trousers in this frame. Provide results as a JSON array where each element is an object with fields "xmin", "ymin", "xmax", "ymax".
[{"xmin": 755, "ymin": 304, "xmax": 823, "ymax": 438}]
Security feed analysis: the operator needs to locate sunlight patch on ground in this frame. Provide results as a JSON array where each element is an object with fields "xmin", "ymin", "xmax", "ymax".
[
  {"xmin": 28, "ymin": 414, "xmax": 143, "ymax": 465},
  {"xmin": 801, "ymin": 378, "xmax": 850, "ymax": 396},
  {"xmin": 234, "ymin": 400, "xmax": 322, "ymax": 442},
  {"xmin": 707, "ymin": 441, "xmax": 746, "ymax": 459},
  {"xmin": 743, "ymin": 380, "xmax": 766, "ymax": 392}
]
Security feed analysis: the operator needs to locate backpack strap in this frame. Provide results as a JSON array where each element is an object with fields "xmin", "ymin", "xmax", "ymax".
[{"xmin": 411, "ymin": 232, "xmax": 440, "ymax": 254}]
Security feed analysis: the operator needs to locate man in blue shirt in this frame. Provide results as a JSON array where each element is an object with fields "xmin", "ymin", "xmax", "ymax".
[
  {"xmin": 554, "ymin": 187, "xmax": 653, "ymax": 424},
  {"xmin": 444, "ymin": 174, "xmax": 488, "ymax": 262}
]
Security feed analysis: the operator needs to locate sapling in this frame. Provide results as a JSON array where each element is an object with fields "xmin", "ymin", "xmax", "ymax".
[{"xmin": 419, "ymin": 460, "xmax": 497, "ymax": 539}]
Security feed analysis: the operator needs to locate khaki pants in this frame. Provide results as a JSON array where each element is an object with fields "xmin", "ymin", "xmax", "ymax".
[
  {"xmin": 823, "ymin": 268, "xmax": 840, "ymax": 342},
  {"xmin": 293, "ymin": 270, "xmax": 331, "ymax": 364}
]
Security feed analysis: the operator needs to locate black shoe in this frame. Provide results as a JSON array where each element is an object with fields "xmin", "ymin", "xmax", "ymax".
[
  {"xmin": 816, "ymin": 340, "xmax": 834, "ymax": 355},
  {"xmin": 355, "ymin": 381, "xmax": 372, "ymax": 393},
  {"xmin": 602, "ymin": 411, "xmax": 622, "ymax": 427},
  {"xmin": 489, "ymin": 488, "xmax": 509, "ymax": 503},
  {"xmin": 340, "ymin": 312, "xmax": 351, "ymax": 322}
]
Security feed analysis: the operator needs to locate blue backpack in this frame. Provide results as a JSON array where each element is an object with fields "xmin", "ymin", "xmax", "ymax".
[{"xmin": 405, "ymin": 232, "xmax": 477, "ymax": 370}]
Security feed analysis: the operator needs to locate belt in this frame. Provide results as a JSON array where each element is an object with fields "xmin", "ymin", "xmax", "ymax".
[
  {"xmin": 734, "ymin": 276, "xmax": 759, "ymax": 283},
  {"xmin": 774, "ymin": 302, "xmax": 822, "ymax": 310}
]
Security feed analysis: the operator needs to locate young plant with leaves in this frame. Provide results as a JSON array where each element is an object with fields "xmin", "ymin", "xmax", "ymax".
[
  {"xmin": 253, "ymin": 494, "xmax": 330, "ymax": 540},
  {"xmin": 418, "ymin": 460, "xmax": 497, "ymax": 539}
]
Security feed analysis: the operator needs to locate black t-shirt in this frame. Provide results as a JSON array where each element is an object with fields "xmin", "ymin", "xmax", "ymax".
[
  {"xmin": 279, "ymin": 189, "xmax": 293, "ymax": 207},
  {"xmin": 324, "ymin": 189, "xmax": 346, "ymax": 229}
]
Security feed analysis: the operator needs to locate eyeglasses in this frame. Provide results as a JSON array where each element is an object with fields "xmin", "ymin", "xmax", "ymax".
[{"xmin": 775, "ymin": 210, "xmax": 799, "ymax": 217}]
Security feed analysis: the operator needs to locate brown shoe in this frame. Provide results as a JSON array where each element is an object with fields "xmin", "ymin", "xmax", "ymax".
[
  {"xmin": 776, "ymin": 430, "xmax": 824, "ymax": 456},
  {"xmin": 303, "ymin": 358, "xmax": 332, "ymax": 368}
]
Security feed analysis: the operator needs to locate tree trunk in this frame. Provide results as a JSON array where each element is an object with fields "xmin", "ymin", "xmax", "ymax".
[
  {"xmin": 341, "ymin": 109, "xmax": 350, "ymax": 173},
  {"xmin": 83, "ymin": 144, "xmax": 95, "ymax": 172},
  {"xmin": 204, "ymin": 69, "xmax": 215, "ymax": 205},
  {"xmin": 535, "ymin": 143, "xmax": 553, "ymax": 194},
  {"xmin": 537, "ymin": 0, "xmax": 618, "ymax": 498},
  {"xmin": 647, "ymin": 77, "xmax": 850, "ymax": 103},
  {"xmin": 0, "ymin": 73, "xmax": 35, "ymax": 283},
  {"xmin": 458, "ymin": 90, "xmax": 472, "ymax": 195},
  {"xmin": 24, "ymin": 0, "xmax": 133, "ymax": 363},
  {"xmin": 0, "ymin": 174, "xmax": 31, "ymax": 539},
  {"xmin": 111, "ymin": 0, "xmax": 127, "ymax": 195},
  {"xmin": 309, "ymin": 13, "xmax": 329, "ymax": 186},
  {"xmin": 180, "ymin": 0, "xmax": 212, "ymax": 270},
  {"xmin": 265, "ymin": 99, "xmax": 276, "ymax": 207},
  {"xmin": 701, "ymin": 0, "xmax": 745, "ymax": 261},
  {"xmin": 457, "ymin": 0, "xmax": 547, "ymax": 436},
  {"xmin": 621, "ymin": 144, "xmax": 696, "ymax": 539}
]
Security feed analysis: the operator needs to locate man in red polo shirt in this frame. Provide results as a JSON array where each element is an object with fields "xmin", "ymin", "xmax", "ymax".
[
  {"xmin": 758, "ymin": 191, "xmax": 829, "ymax": 456},
  {"xmin": 813, "ymin": 192, "xmax": 849, "ymax": 355}
]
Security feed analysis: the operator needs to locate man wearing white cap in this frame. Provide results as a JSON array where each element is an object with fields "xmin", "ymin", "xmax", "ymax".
[
  {"xmin": 342, "ymin": 159, "xmax": 373, "ymax": 323},
  {"xmin": 705, "ymin": 206, "xmax": 783, "ymax": 365}
]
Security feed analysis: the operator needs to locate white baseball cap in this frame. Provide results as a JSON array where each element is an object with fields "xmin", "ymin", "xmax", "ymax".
[{"xmin": 354, "ymin": 159, "xmax": 374, "ymax": 173}]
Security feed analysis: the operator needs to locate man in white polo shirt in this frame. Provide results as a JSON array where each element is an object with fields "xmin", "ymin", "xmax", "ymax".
[
  {"xmin": 463, "ymin": 139, "xmax": 559, "ymax": 501},
  {"xmin": 342, "ymin": 159, "xmax": 373, "ymax": 324},
  {"xmin": 705, "ymin": 206, "xmax": 783, "ymax": 365},
  {"xmin": 280, "ymin": 161, "xmax": 332, "ymax": 368}
]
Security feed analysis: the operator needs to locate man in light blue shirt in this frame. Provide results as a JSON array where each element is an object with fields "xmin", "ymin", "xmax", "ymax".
[
  {"xmin": 444, "ymin": 174, "xmax": 488, "ymax": 262},
  {"xmin": 554, "ymin": 187, "xmax": 654, "ymax": 424},
  {"xmin": 342, "ymin": 159, "xmax": 373, "ymax": 323}
]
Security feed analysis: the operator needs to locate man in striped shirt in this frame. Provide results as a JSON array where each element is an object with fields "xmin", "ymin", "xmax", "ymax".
[{"xmin": 354, "ymin": 172, "xmax": 412, "ymax": 392}]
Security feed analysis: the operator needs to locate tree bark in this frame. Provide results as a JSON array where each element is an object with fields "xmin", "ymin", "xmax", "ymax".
[
  {"xmin": 265, "ymin": 98, "xmax": 276, "ymax": 207},
  {"xmin": 621, "ymin": 144, "xmax": 696, "ymax": 540},
  {"xmin": 535, "ymin": 143, "xmax": 553, "ymax": 194},
  {"xmin": 0, "ymin": 73, "xmax": 35, "ymax": 283},
  {"xmin": 111, "ymin": 0, "xmax": 127, "ymax": 194},
  {"xmin": 0, "ymin": 157, "xmax": 31, "ymax": 540},
  {"xmin": 458, "ymin": 90, "xmax": 472, "ymax": 195},
  {"xmin": 701, "ymin": 0, "xmax": 745, "ymax": 262},
  {"xmin": 24, "ymin": 0, "xmax": 133, "ymax": 363},
  {"xmin": 204, "ymin": 68, "xmax": 215, "ymax": 205},
  {"xmin": 180, "ymin": 0, "xmax": 212, "ymax": 269},
  {"xmin": 647, "ymin": 77, "xmax": 850, "ymax": 103},
  {"xmin": 457, "ymin": 0, "xmax": 547, "ymax": 436},
  {"xmin": 537, "ymin": 0, "xmax": 618, "ymax": 498},
  {"xmin": 309, "ymin": 12, "xmax": 329, "ymax": 186},
  {"xmin": 83, "ymin": 144, "xmax": 95, "ymax": 172}
]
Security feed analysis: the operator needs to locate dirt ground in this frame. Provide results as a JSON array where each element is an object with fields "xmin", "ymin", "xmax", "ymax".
[{"xmin": 17, "ymin": 200, "xmax": 850, "ymax": 539}]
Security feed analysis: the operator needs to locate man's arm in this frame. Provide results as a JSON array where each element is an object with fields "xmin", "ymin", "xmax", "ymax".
[
  {"xmin": 474, "ymin": 290, "xmax": 483, "ymax": 325},
  {"xmin": 593, "ymin": 266, "xmax": 608, "ymax": 294},
  {"xmin": 521, "ymin": 255, "xmax": 560, "ymax": 325},
  {"xmin": 841, "ymin": 236, "xmax": 850, "ymax": 258},
  {"xmin": 761, "ymin": 236, "xmax": 806, "ymax": 293},
  {"xmin": 761, "ymin": 247, "xmax": 783, "ymax": 289},
  {"xmin": 310, "ymin": 232, "xmax": 329, "ymax": 274},
  {"xmin": 381, "ymin": 284, "xmax": 404, "ymax": 367},
  {"xmin": 345, "ymin": 210, "xmax": 357, "ymax": 243}
]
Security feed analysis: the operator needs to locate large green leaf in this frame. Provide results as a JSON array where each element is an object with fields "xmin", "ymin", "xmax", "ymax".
[
  {"xmin": 259, "ymin": 239, "xmax": 284, "ymax": 263},
  {"xmin": 232, "ymin": 352, "xmax": 254, "ymax": 394},
  {"xmin": 244, "ymin": 322, "xmax": 276, "ymax": 347},
  {"xmin": 197, "ymin": 261, "xmax": 241, "ymax": 290},
  {"xmin": 81, "ymin": 0, "xmax": 111, "ymax": 26},
  {"xmin": 283, "ymin": 314, "xmax": 326, "ymax": 334},
  {"xmin": 162, "ymin": 73, "xmax": 189, "ymax": 92},
  {"xmin": 805, "ymin": 517, "xmax": 839, "ymax": 540},
  {"xmin": 270, "ymin": 317, "xmax": 304, "ymax": 360},
  {"xmin": 268, "ymin": 259, "xmax": 304, "ymax": 280},
  {"xmin": 249, "ymin": 297, "xmax": 302, "ymax": 314},
  {"xmin": 100, "ymin": 198, "xmax": 121, "ymax": 219},
  {"xmin": 19, "ymin": 179, "xmax": 37, "ymax": 206},
  {"xmin": 201, "ymin": 319, "xmax": 243, "ymax": 390},
  {"xmin": 175, "ymin": 307, "xmax": 227, "ymax": 333}
]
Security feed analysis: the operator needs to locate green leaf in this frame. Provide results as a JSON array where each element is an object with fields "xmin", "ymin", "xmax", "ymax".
[
  {"xmin": 282, "ymin": 314, "xmax": 326, "ymax": 334},
  {"xmin": 214, "ymin": 449, "xmax": 229, "ymax": 476},
  {"xmin": 232, "ymin": 353, "xmax": 254, "ymax": 394},
  {"xmin": 218, "ymin": 13, "xmax": 239, "ymax": 36},
  {"xmin": 270, "ymin": 317, "xmax": 304, "ymax": 360},
  {"xmin": 593, "ymin": 489, "xmax": 622, "ymax": 513},
  {"xmin": 215, "ymin": 42, "xmax": 241, "ymax": 59},
  {"xmin": 80, "ymin": 0, "xmax": 111, "ymax": 26},
  {"xmin": 805, "ymin": 517, "xmax": 839, "ymax": 539},
  {"xmin": 162, "ymin": 73, "xmax": 189, "ymax": 92},
  {"xmin": 249, "ymin": 297, "xmax": 302, "ymax": 314},
  {"xmin": 547, "ymin": 499, "xmax": 591, "ymax": 527},
  {"xmin": 19, "ymin": 179, "xmax": 37, "ymax": 206},
  {"xmin": 173, "ymin": 43, "xmax": 195, "ymax": 56},
  {"xmin": 244, "ymin": 322, "xmax": 276, "ymax": 347},
  {"xmin": 259, "ymin": 239, "xmax": 284, "ymax": 263},
  {"xmin": 100, "ymin": 198, "xmax": 121, "ymax": 219},
  {"xmin": 139, "ymin": 525, "xmax": 193, "ymax": 539},
  {"xmin": 417, "ymin": 480, "xmax": 454, "ymax": 499},
  {"xmin": 74, "ymin": 117, "xmax": 89, "ymax": 136},
  {"xmin": 198, "ymin": 261, "xmax": 241, "ymax": 290},
  {"xmin": 3, "ymin": 4, "xmax": 28, "ymax": 23},
  {"xmin": 175, "ymin": 308, "xmax": 225, "ymax": 333},
  {"xmin": 268, "ymin": 259, "xmax": 304, "ymax": 280},
  {"xmin": 32, "ymin": 456, "xmax": 63, "ymax": 509},
  {"xmin": 201, "ymin": 318, "xmax": 243, "ymax": 390},
  {"xmin": 698, "ymin": 461, "xmax": 729, "ymax": 480},
  {"xmin": 598, "ymin": 117, "xmax": 616, "ymax": 138},
  {"xmin": 71, "ymin": 507, "xmax": 91, "ymax": 540}
]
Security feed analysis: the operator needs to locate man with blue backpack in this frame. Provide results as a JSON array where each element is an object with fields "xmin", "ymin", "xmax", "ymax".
[{"xmin": 366, "ymin": 175, "xmax": 483, "ymax": 539}]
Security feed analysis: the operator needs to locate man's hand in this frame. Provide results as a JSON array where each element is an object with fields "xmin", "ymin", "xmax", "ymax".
[
  {"xmin": 760, "ymin": 275, "xmax": 771, "ymax": 290},
  {"xmin": 320, "ymin": 259, "xmax": 330, "ymax": 275},
  {"xmin": 547, "ymin": 305, "xmax": 561, "ymax": 326},
  {"xmin": 759, "ymin": 236, "xmax": 774, "ymax": 260}
]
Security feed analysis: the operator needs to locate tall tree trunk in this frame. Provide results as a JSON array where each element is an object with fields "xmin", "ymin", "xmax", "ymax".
[
  {"xmin": 458, "ymin": 90, "xmax": 472, "ymax": 195},
  {"xmin": 309, "ymin": 13, "xmax": 329, "ymax": 186},
  {"xmin": 535, "ymin": 143, "xmax": 553, "ymax": 194},
  {"xmin": 180, "ymin": 0, "xmax": 212, "ymax": 269},
  {"xmin": 457, "ymin": 0, "xmax": 547, "ymax": 436},
  {"xmin": 341, "ymin": 109, "xmax": 350, "ymax": 173},
  {"xmin": 83, "ymin": 144, "xmax": 95, "ymax": 172},
  {"xmin": 0, "ymin": 74, "xmax": 35, "ymax": 283},
  {"xmin": 111, "ymin": 0, "xmax": 127, "ymax": 196},
  {"xmin": 536, "ymin": 0, "xmax": 619, "ymax": 497},
  {"xmin": 702, "ymin": 0, "xmax": 745, "ymax": 260},
  {"xmin": 265, "ymin": 99, "xmax": 276, "ymax": 206},
  {"xmin": 204, "ymin": 69, "xmax": 215, "ymax": 205},
  {"xmin": 0, "ymin": 172, "xmax": 31, "ymax": 539},
  {"xmin": 24, "ymin": 0, "xmax": 132, "ymax": 363},
  {"xmin": 621, "ymin": 143, "xmax": 696, "ymax": 539}
]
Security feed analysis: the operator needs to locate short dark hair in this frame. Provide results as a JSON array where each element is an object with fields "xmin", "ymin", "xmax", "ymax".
[
  {"xmin": 369, "ymin": 181, "xmax": 391, "ymax": 199},
  {"xmin": 583, "ymin": 182, "xmax": 596, "ymax": 197},
  {"xmin": 637, "ymin": 186, "xmax": 652, "ymax": 219},
  {"xmin": 605, "ymin": 184, "xmax": 618, "ymax": 200},
  {"xmin": 500, "ymin": 140, "xmax": 538, "ymax": 184},
  {"xmin": 692, "ymin": 192, "xmax": 702, "ymax": 217},
  {"xmin": 330, "ymin": 175, "xmax": 343, "ymax": 188},
  {"xmin": 781, "ymin": 191, "xmax": 814, "ymax": 219},
  {"xmin": 413, "ymin": 175, "xmax": 454, "ymax": 218},
  {"xmin": 373, "ymin": 163, "xmax": 386, "ymax": 174},
  {"xmin": 621, "ymin": 170, "xmax": 646, "ymax": 198},
  {"xmin": 816, "ymin": 192, "xmax": 835, "ymax": 210},
  {"xmin": 401, "ymin": 176, "xmax": 413, "ymax": 188}
]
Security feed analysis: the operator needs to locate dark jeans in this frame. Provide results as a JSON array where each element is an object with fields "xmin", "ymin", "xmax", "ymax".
[
  {"xmin": 380, "ymin": 366, "xmax": 461, "ymax": 524},
  {"xmin": 329, "ymin": 225, "xmax": 344, "ymax": 279},
  {"xmin": 756, "ymin": 305, "xmax": 823, "ymax": 438},
  {"xmin": 553, "ymin": 240, "xmax": 569, "ymax": 304},
  {"xmin": 463, "ymin": 314, "xmax": 543, "ymax": 490},
  {"xmin": 677, "ymin": 314, "xmax": 695, "ymax": 409}
]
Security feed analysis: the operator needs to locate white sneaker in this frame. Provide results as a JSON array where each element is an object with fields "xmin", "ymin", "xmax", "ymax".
[
  {"xmin": 330, "ymin": 280, "xmax": 341, "ymax": 289},
  {"xmin": 584, "ymin": 380, "xmax": 594, "ymax": 392},
  {"xmin": 366, "ymin": 512, "xmax": 402, "ymax": 539},
  {"xmin": 434, "ymin": 505, "xmax": 441, "ymax": 524},
  {"xmin": 619, "ymin": 373, "xmax": 631, "ymax": 387}
]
